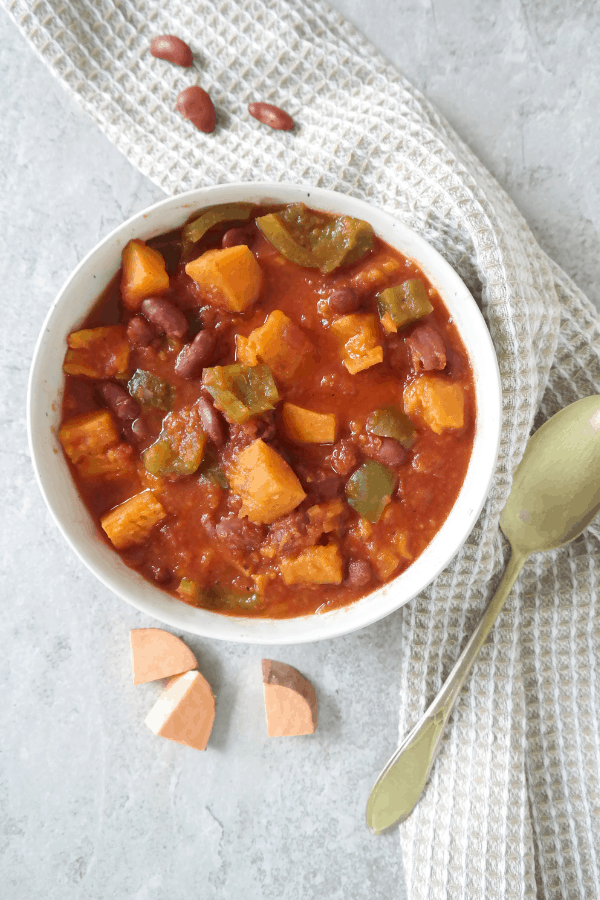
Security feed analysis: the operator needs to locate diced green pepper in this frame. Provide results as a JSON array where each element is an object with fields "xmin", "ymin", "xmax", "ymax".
[
  {"xmin": 127, "ymin": 369, "xmax": 175, "ymax": 411},
  {"xmin": 179, "ymin": 580, "xmax": 263, "ymax": 611},
  {"xmin": 256, "ymin": 202, "xmax": 374, "ymax": 274},
  {"xmin": 182, "ymin": 202, "xmax": 255, "ymax": 256},
  {"xmin": 198, "ymin": 447, "xmax": 229, "ymax": 488},
  {"xmin": 142, "ymin": 403, "xmax": 207, "ymax": 476},
  {"xmin": 177, "ymin": 577, "xmax": 205, "ymax": 604},
  {"xmin": 366, "ymin": 405, "xmax": 416, "ymax": 449},
  {"xmin": 202, "ymin": 363, "xmax": 279, "ymax": 424},
  {"xmin": 376, "ymin": 280, "xmax": 433, "ymax": 329},
  {"xmin": 345, "ymin": 460, "xmax": 396, "ymax": 523}
]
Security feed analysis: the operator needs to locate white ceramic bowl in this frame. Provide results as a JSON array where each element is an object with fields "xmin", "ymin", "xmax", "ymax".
[{"xmin": 28, "ymin": 183, "xmax": 501, "ymax": 644}]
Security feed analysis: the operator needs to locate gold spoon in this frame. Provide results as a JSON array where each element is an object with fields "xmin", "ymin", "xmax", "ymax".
[{"xmin": 367, "ymin": 394, "xmax": 600, "ymax": 834}]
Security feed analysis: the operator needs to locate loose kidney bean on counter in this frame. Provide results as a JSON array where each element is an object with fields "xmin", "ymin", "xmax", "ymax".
[
  {"xmin": 196, "ymin": 394, "xmax": 226, "ymax": 447},
  {"xmin": 140, "ymin": 297, "xmax": 188, "ymax": 341},
  {"xmin": 150, "ymin": 35, "xmax": 193, "ymax": 68},
  {"xmin": 176, "ymin": 86, "xmax": 216, "ymax": 133},
  {"xmin": 327, "ymin": 287, "xmax": 362, "ymax": 315},
  {"xmin": 175, "ymin": 329, "xmax": 217, "ymax": 379},
  {"xmin": 248, "ymin": 102, "xmax": 294, "ymax": 131},
  {"xmin": 127, "ymin": 315, "xmax": 156, "ymax": 347},
  {"xmin": 98, "ymin": 382, "xmax": 140, "ymax": 422}
]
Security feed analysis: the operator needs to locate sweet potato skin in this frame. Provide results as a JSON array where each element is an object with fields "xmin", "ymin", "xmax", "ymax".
[{"xmin": 262, "ymin": 659, "xmax": 318, "ymax": 736}]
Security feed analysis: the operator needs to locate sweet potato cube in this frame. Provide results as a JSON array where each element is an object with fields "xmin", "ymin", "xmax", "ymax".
[
  {"xmin": 279, "ymin": 543, "xmax": 343, "ymax": 586},
  {"xmin": 307, "ymin": 499, "xmax": 344, "ymax": 533},
  {"xmin": 63, "ymin": 326, "xmax": 130, "ymax": 379},
  {"xmin": 282, "ymin": 402, "xmax": 337, "ymax": 444},
  {"xmin": 235, "ymin": 334, "xmax": 258, "ymax": 366},
  {"xmin": 228, "ymin": 439, "xmax": 306, "ymax": 524},
  {"xmin": 185, "ymin": 245, "xmax": 263, "ymax": 312},
  {"xmin": 121, "ymin": 239, "xmax": 169, "ymax": 310},
  {"xmin": 100, "ymin": 489, "xmax": 166, "ymax": 549},
  {"xmin": 130, "ymin": 629, "xmax": 198, "ymax": 684},
  {"xmin": 262, "ymin": 660, "xmax": 318, "ymax": 737},
  {"xmin": 403, "ymin": 376, "xmax": 465, "ymax": 434},
  {"xmin": 59, "ymin": 410, "xmax": 119, "ymax": 465},
  {"xmin": 330, "ymin": 313, "xmax": 383, "ymax": 374},
  {"xmin": 243, "ymin": 311, "xmax": 312, "ymax": 381},
  {"xmin": 145, "ymin": 670, "xmax": 215, "ymax": 751}
]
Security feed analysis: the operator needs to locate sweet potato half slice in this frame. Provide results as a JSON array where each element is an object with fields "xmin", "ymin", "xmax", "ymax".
[
  {"xmin": 262, "ymin": 660, "xmax": 318, "ymax": 736},
  {"xmin": 145, "ymin": 670, "xmax": 215, "ymax": 751},
  {"xmin": 130, "ymin": 628, "xmax": 198, "ymax": 685}
]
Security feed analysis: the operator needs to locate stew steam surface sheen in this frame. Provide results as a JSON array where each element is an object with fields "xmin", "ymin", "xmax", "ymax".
[{"xmin": 58, "ymin": 203, "xmax": 476, "ymax": 619}]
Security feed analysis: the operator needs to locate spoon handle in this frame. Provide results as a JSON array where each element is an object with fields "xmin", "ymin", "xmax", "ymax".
[{"xmin": 366, "ymin": 547, "xmax": 528, "ymax": 834}]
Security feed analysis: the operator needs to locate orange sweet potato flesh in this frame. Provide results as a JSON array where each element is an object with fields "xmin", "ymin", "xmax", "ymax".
[
  {"xmin": 262, "ymin": 660, "xmax": 318, "ymax": 736},
  {"xmin": 130, "ymin": 629, "xmax": 198, "ymax": 685},
  {"xmin": 242, "ymin": 310, "xmax": 312, "ymax": 381},
  {"xmin": 282, "ymin": 402, "xmax": 337, "ymax": 444},
  {"xmin": 330, "ymin": 313, "xmax": 383, "ymax": 374},
  {"xmin": 121, "ymin": 239, "xmax": 169, "ymax": 310},
  {"xmin": 228, "ymin": 439, "xmax": 306, "ymax": 524},
  {"xmin": 63, "ymin": 326, "xmax": 130, "ymax": 378},
  {"xmin": 100, "ymin": 489, "xmax": 166, "ymax": 549},
  {"xmin": 145, "ymin": 670, "xmax": 215, "ymax": 751},
  {"xmin": 59, "ymin": 410, "xmax": 135, "ymax": 479},
  {"xmin": 279, "ymin": 543, "xmax": 343, "ymax": 586},
  {"xmin": 185, "ymin": 245, "xmax": 263, "ymax": 312},
  {"xmin": 403, "ymin": 376, "xmax": 465, "ymax": 434}
]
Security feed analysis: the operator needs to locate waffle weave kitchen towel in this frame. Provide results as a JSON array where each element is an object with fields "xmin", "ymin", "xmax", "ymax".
[{"xmin": 6, "ymin": 0, "xmax": 600, "ymax": 896}]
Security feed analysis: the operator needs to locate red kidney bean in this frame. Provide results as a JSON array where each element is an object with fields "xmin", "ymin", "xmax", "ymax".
[
  {"xmin": 98, "ymin": 382, "xmax": 140, "ymax": 422},
  {"xmin": 345, "ymin": 558, "xmax": 372, "ymax": 590},
  {"xmin": 248, "ymin": 102, "xmax": 294, "ymax": 131},
  {"xmin": 330, "ymin": 439, "xmax": 358, "ymax": 476},
  {"xmin": 130, "ymin": 417, "xmax": 149, "ymax": 442},
  {"xmin": 363, "ymin": 435, "xmax": 407, "ymax": 467},
  {"xmin": 215, "ymin": 515, "xmax": 265, "ymax": 552},
  {"xmin": 221, "ymin": 224, "xmax": 257, "ymax": 250},
  {"xmin": 150, "ymin": 35, "xmax": 193, "ymax": 68},
  {"xmin": 150, "ymin": 564, "xmax": 171, "ymax": 584},
  {"xmin": 127, "ymin": 315, "xmax": 156, "ymax": 347},
  {"xmin": 175, "ymin": 330, "xmax": 217, "ymax": 378},
  {"xmin": 140, "ymin": 298, "xmax": 188, "ymax": 341},
  {"xmin": 196, "ymin": 394, "xmax": 226, "ymax": 447},
  {"xmin": 327, "ymin": 287, "xmax": 362, "ymax": 315},
  {"xmin": 176, "ymin": 86, "xmax": 216, "ymax": 133}
]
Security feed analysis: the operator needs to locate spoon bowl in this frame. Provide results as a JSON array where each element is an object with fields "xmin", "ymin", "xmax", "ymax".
[{"xmin": 367, "ymin": 394, "xmax": 600, "ymax": 834}]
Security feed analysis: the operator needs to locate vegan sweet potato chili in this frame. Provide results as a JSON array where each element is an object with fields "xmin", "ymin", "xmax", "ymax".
[{"xmin": 58, "ymin": 202, "xmax": 476, "ymax": 618}]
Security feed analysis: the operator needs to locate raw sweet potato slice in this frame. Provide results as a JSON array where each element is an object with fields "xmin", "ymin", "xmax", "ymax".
[
  {"xmin": 262, "ymin": 660, "xmax": 318, "ymax": 736},
  {"xmin": 145, "ymin": 670, "xmax": 215, "ymax": 751},
  {"xmin": 130, "ymin": 628, "xmax": 198, "ymax": 685},
  {"xmin": 228, "ymin": 438, "xmax": 306, "ymax": 524},
  {"xmin": 185, "ymin": 245, "xmax": 263, "ymax": 312},
  {"xmin": 121, "ymin": 239, "xmax": 169, "ymax": 310}
]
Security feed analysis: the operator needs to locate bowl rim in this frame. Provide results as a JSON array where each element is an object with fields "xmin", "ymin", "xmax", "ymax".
[{"xmin": 28, "ymin": 181, "xmax": 502, "ymax": 644}]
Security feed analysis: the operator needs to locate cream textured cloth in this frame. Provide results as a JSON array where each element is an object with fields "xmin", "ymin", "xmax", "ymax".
[{"xmin": 7, "ymin": 0, "xmax": 600, "ymax": 896}]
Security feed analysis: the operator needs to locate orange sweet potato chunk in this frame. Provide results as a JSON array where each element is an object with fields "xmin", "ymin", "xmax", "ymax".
[
  {"xmin": 121, "ymin": 239, "xmax": 169, "ymax": 310},
  {"xmin": 262, "ymin": 660, "xmax": 318, "ymax": 737},
  {"xmin": 282, "ymin": 402, "xmax": 337, "ymax": 444},
  {"xmin": 185, "ymin": 245, "xmax": 263, "ymax": 312},
  {"xmin": 242, "ymin": 310, "xmax": 312, "ymax": 381},
  {"xmin": 330, "ymin": 313, "xmax": 383, "ymax": 374},
  {"xmin": 130, "ymin": 628, "xmax": 198, "ymax": 685},
  {"xmin": 145, "ymin": 670, "xmax": 215, "ymax": 751},
  {"xmin": 228, "ymin": 439, "xmax": 306, "ymax": 524},
  {"xmin": 59, "ymin": 410, "xmax": 135, "ymax": 479},
  {"xmin": 63, "ymin": 326, "xmax": 130, "ymax": 378},
  {"xmin": 279, "ymin": 543, "xmax": 343, "ymax": 586},
  {"xmin": 100, "ymin": 489, "xmax": 166, "ymax": 549},
  {"xmin": 403, "ymin": 376, "xmax": 465, "ymax": 434}
]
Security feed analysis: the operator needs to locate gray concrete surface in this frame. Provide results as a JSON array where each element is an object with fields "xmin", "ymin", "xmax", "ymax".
[{"xmin": 1, "ymin": 1, "xmax": 598, "ymax": 898}]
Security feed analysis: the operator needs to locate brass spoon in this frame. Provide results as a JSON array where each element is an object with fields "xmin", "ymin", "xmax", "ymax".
[{"xmin": 367, "ymin": 394, "xmax": 600, "ymax": 834}]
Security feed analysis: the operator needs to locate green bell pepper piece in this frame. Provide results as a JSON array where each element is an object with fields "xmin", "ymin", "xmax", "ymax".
[
  {"xmin": 127, "ymin": 369, "xmax": 175, "ymax": 411},
  {"xmin": 202, "ymin": 363, "xmax": 279, "ymax": 424},
  {"xmin": 366, "ymin": 405, "xmax": 416, "ymax": 449},
  {"xmin": 181, "ymin": 202, "xmax": 255, "ymax": 256},
  {"xmin": 256, "ymin": 202, "xmax": 374, "ymax": 274},
  {"xmin": 198, "ymin": 447, "xmax": 229, "ymax": 488},
  {"xmin": 142, "ymin": 403, "xmax": 207, "ymax": 477},
  {"xmin": 345, "ymin": 460, "xmax": 396, "ymax": 523},
  {"xmin": 376, "ymin": 280, "xmax": 433, "ymax": 329}
]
